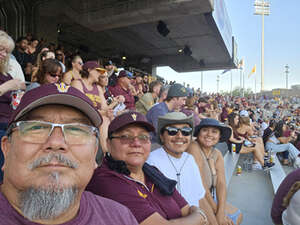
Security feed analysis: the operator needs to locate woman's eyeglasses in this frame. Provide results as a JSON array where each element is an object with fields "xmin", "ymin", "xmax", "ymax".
[
  {"xmin": 164, "ymin": 126, "xmax": 192, "ymax": 136},
  {"xmin": 110, "ymin": 134, "xmax": 151, "ymax": 144}
]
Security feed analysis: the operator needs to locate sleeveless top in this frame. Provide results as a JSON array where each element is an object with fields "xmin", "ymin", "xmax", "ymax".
[
  {"xmin": 79, "ymin": 80, "xmax": 102, "ymax": 110},
  {"xmin": 234, "ymin": 129, "xmax": 248, "ymax": 139},
  {"xmin": 198, "ymin": 146, "xmax": 218, "ymax": 196}
]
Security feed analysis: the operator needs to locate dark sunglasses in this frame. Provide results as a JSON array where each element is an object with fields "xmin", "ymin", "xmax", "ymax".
[
  {"xmin": 164, "ymin": 126, "xmax": 192, "ymax": 136},
  {"xmin": 49, "ymin": 72, "xmax": 61, "ymax": 78}
]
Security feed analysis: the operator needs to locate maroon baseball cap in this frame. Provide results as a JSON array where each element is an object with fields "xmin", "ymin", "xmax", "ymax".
[
  {"xmin": 108, "ymin": 111, "xmax": 155, "ymax": 137},
  {"xmin": 8, "ymin": 83, "xmax": 102, "ymax": 127},
  {"xmin": 82, "ymin": 61, "xmax": 107, "ymax": 73},
  {"xmin": 118, "ymin": 70, "xmax": 133, "ymax": 79}
]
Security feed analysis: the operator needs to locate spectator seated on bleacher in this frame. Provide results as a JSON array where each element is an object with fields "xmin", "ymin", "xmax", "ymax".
[
  {"xmin": 71, "ymin": 61, "xmax": 112, "ymax": 153},
  {"xmin": 12, "ymin": 36, "xmax": 32, "ymax": 74},
  {"xmin": 109, "ymin": 70, "xmax": 136, "ymax": 111},
  {"xmin": 135, "ymin": 80, "xmax": 162, "ymax": 115},
  {"xmin": 187, "ymin": 118, "xmax": 243, "ymax": 225},
  {"xmin": 227, "ymin": 111, "xmax": 272, "ymax": 170},
  {"xmin": 31, "ymin": 50, "xmax": 55, "ymax": 82},
  {"xmin": 26, "ymin": 58, "xmax": 62, "ymax": 91},
  {"xmin": 0, "ymin": 84, "xmax": 138, "ymax": 224},
  {"xmin": 0, "ymin": 30, "xmax": 26, "ymax": 182},
  {"xmin": 271, "ymin": 168, "xmax": 300, "ymax": 225},
  {"xmin": 62, "ymin": 55, "xmax": 83, "ymax": 85},
  {"xmin": 265, "ymin": 120, "xmax": 300, "ymax": 168},
  {"xmin": 146, "ymin": 83, "xmax": 187, "ymax": 144},
  {"xmin": 181, "ymin": 96, "xmax": 201, "ymax": 126},
  {"xmin": 86, "ymin": 112, "xmax": 207, "ymax": 225},
  {"xmin": 147, "ymin": 112, "xmax": 218, "ymax": 224}
]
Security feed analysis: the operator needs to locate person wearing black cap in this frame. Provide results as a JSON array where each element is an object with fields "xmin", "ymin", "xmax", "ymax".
[
  {"xmin": 104, "ymin": 60, "xmax": 117, "ymax": 87},
  {"xmin": 0, "ymin": 83, "xmax": 138, "ymax": 224},
  {"xmin": 187, "ymin": 118, "xmax": 243, "ymax": 225},
  {"xmin": 87, "ymin": 111, "xmax": 207, "ymax": 225},
  {"xmin": 146, "ymin": 83, "xmax": 188, "ymax": 144}
]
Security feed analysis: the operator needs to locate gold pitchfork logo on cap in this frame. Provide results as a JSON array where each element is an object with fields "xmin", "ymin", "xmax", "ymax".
[{"xmin": 131, "ymin": 113, "xmax": 137, "ymax": 121}]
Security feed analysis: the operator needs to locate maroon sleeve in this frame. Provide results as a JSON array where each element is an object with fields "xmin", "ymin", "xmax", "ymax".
[
  {"xmin": 172, "ymin": 188, "xmax": 189, "ymax": 210},
  {"xmin": 271, "ymin": 169, "xmax": 300, "ymax": 224},
  {"xmin": 87, "ymin": 171, "xmax": 157, "ymax": 223}
]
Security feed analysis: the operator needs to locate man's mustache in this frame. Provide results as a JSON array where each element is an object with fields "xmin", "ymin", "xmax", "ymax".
[{"xmin": 28, "ymin": 153, "xmax": 78, "ymax": 170}]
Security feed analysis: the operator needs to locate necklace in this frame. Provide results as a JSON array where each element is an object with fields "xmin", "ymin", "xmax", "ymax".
[{"xmin": 164, "ymin": 149, "xmax": 189, "ymax": 194}]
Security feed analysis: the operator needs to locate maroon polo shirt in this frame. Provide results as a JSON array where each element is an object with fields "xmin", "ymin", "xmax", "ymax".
[
  {"xmin": 86, "ymin": 159, "xmax": 188, "ymax": 223},
  {"xmin": 109, "ymin": 84, "xmax": 135, "ymax": 110}
]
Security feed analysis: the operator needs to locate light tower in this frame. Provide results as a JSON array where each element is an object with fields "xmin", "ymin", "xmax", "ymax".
[
  {"xmin": 285, "ymin": 64, "xmax": 289, "ymax": 89},
  {"xmin": 254, "ymin": 0, "xmax": 270, "ymax": 92}
]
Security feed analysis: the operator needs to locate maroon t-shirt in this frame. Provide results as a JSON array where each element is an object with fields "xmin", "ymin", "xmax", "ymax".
[
  {"xmin": 271, "ymin": 168, "xmax": 300, "ymax": 224},
  {"xmin": 108, "ymin": 84, "xmax": 135, "ymax": 110},
  {"xmin": 0, "ymin": 73, "xmax": 13, "ymax": 123},
  {"xmin": 86, "ymin": 159, "xmax": 188, "ymax": 223},
  {"xmin": 0, "ymin": 190, "xmax": 138, "ymax": 225}
]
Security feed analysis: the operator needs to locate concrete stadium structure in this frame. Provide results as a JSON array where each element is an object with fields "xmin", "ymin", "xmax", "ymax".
[{"xmin": 1, "ymin": 0, "xmax": 238, "ymax": 74}]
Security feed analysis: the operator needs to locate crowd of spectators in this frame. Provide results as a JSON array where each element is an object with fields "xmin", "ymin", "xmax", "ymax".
[{"xmin": 1, "ymin": 30, "xmax": 300, "ymax": 224}]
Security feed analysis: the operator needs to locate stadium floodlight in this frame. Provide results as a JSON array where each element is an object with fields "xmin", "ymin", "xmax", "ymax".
[{"xmin": 254, "ymin": 0, "xmax": 270, "ymax": 92}]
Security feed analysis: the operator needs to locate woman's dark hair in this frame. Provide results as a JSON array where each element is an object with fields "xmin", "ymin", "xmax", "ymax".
[
  {"xmin": 149, "ymin": 80, "xmax": 162, "ymax": 93},
  {"xmin": 80, "ymin": 67, "xmax": 89, "ymax": 78},
  {"xmin": 65, "ymin": 54, "xmax": 82, "ymax": 71},
  {"xmin": 274, "ymin": 120, "xmax": 285, "ymax": 138},
  {"xmin": 269, "ymin": 119, "xmax": 277, "ymax": 129},
  {"xmin": 227, "ymin": 112, "xmax": 238, "ymax": 129},
  {"xmin": 35, "ymin": 58, "xmax": 62, "ymax": 84}
]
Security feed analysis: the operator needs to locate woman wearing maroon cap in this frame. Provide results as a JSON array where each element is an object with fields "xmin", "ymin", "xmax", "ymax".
[
  {"xmin": 71, "ymin": 61, "xmax": 114, "ymax": 153},
  {"xmin": 87, "ymin": 112, "xmax": 208, "ymax": 225}
]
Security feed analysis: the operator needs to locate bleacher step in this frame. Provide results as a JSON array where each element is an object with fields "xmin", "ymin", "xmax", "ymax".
[
  {"xmin": 224, "ymin": 152, "xmax": 240, "ymax": 188},
  {"xmin": 269, "ymin": 155, "xmax": 286, "ymax": 193}
]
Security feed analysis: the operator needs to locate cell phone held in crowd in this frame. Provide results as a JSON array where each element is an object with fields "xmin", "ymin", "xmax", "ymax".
[
  {"xmin": 11, "ymin": 90, "xmax": 24, "ymax": 110},
  {"xmin": 106, "ymin": 96, "xmax": 113, "ymax": 105},
  {"xmin": 243, "ymin": 139, "xmax": 255, "ymax": 147}
]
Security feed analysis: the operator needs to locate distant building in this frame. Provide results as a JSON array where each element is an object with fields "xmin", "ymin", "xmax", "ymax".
[{"xmin": 259, "ymin": 84, "xmax": 300, "ymax": 97}]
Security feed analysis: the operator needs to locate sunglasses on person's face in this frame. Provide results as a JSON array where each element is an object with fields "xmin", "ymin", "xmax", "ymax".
[
  {"xmin": 164, "ymin": 126, "xmax": 193, "ymax": 136},
  {"xmin": 49, "ymin": 72, "xmax": 61, "ymax": 78}
]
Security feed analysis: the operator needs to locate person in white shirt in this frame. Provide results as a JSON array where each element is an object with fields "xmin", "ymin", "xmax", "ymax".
[
  {"xmin": 147, "ymin": 112, "xmax": 217, "ymax": 225},
  {"xmin": 8, "ymin": 55, "xmax": 25, "ymax": 82}
]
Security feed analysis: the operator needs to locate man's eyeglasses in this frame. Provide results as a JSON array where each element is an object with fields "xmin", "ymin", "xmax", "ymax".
[
  {"xmin": 7, "ymin": 121, "xmax": 99, "ymax": 145},
  {"xmin": 164, "ymin": 126, "xmax": 193, "ymax": 136},
  {"xmin": 110, "ymin": 134, "xmax": 151, "ymax": 144}
]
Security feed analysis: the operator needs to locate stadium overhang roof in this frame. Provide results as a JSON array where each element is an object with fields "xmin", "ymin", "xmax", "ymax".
[{"xmin": 8, "ymin": 0, "xmax": 239, "ymax": 73}]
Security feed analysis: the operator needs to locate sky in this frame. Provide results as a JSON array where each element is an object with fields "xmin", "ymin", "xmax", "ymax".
[{"xmin": 156, "ymin": 0, "xmax": 300, "ymax": 94}]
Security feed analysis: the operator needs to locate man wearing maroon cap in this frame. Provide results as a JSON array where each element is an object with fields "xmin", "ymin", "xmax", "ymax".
[
  {"xmin": 108, "ymin": 70, "xmax": 136, "ymax": 110},
  {"xmin": 0, "ymin": 83, "xmax": 138, "ymax": 224}
]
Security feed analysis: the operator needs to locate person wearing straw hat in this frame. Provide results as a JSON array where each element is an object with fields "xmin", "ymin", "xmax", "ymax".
[
  {"xmin": 188, "ymin": 118, "xmax": 243, "ymax": 225},
  {"xmin": 0, "ymin": 83, "xmax": 138, "ymax": 224},
  {"xmin": 147, "ymin": 112, "xmax": 218, "ymax": 225}
]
